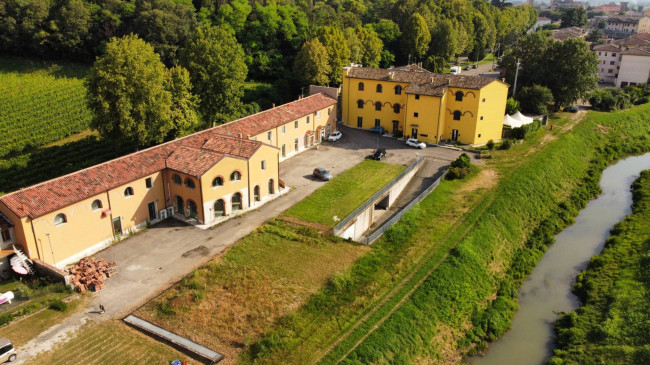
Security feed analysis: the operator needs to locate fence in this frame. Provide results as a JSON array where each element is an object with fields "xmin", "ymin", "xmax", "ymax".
[
  {"xmin": 360, "ymin": 170, "xmax": 448, "ymax": 245},
  {"xmin": 333, "ymin": 157, "xmax": 425, "ymax": 236}
]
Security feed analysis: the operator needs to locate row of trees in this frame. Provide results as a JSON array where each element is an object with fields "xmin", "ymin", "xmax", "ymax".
[{"xmin": 1, "ymin": 0, "xmax": 536, "ymax": 89}]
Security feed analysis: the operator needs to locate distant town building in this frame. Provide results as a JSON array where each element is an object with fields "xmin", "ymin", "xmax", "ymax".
[
  {"xmin": 534, "ymin": 17, "xmax": 552, "ymax": 30},
  {"xmin": 550, "ymin": 0, "xmax": 585, "ymax": 10},
  {"xmin": 604, "ymin": 15, "xmax": 650, "ymax": 39},
  {"xmin": 594, "ymin": 44, "xmax": 623, "ymax": 83},
  {"xmin": 616, "ymin": 48, "xmax": 650, "ymax": 87},
  {"xmin": 593, "ymin": 34, "xmax": 650, "ymax": 87},
  {"xmin": 551, "ymin": 27, "xmax": 588, "ymax": 41},
  {"xmin": 593, "ymin": 3, "xmax": 621, "ymax": 14}
]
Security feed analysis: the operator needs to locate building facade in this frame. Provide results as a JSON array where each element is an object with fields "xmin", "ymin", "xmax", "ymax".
[
  {"xmin": 594, "ymin": 44, "xmax": 623, "ymax": 83},
  {"xmin": 605, "ymin": 16, "xmax": 650, "ymax": 38},
  {"xmin": 341, "ymin": 64, "xmax": 508, "ymax": 145},
  {"xmin": 616, "ymin": 48, "xmax": 650, "ymax": 87},
  {"xmin": 0, "ymin": 93, "xmax": 337, "ymax": 269},
  {"xmin": 593, "ymin": 36, "xmax": 650, "ymax": 86}
]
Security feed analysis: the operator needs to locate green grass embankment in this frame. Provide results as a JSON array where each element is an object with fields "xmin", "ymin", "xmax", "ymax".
[
  {"xmin": 549, "ymin": 170, "xmax": 650, "ymax": 364},
  {"xmin": 284, "ymin": 160, "xmax": 406, "ymax": 227},
  {"xmin": 243, "ymin": 104, "xmax": 650, "ymax": 364}
]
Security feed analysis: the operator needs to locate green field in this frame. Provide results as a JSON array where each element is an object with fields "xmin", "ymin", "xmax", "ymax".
[
  {"xmin": 550, "ymin": 170, "xmax": 650, "ymax": 364},
  {"xmin": 241, "ymin": 104, "xmax": 650, "ymax": 364},
  {"xmin": 0, "ymin": 57, "xmax": 91, "ymax": 157},
  {"xmin": 284, "ymin": 160, "xmax": 406, "ymax": 226}
]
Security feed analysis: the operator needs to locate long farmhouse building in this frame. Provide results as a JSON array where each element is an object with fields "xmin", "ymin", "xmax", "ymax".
[{"xmin": 0, "ymin": 93, "xmax": 337, "ymax": 270}]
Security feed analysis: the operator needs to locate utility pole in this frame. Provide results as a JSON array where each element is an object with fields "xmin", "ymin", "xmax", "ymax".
[
  {"xmin": 492, "ymin": 43, "xmax": 500, "ymax": 70},
  {"xmin": 512, "ymin": 58, "xmax": 521, "ymax": 97},
  {"xmin": 46, "ymin": 233, "xmax": 56, "ymax": 266}
]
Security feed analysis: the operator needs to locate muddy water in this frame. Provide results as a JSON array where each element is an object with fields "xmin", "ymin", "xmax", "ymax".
[{"xmin": 469, "ymin": 153, "xmax": 650, "ymax": 365}]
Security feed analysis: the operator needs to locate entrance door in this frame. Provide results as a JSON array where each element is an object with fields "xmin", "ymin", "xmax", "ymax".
[
  {"xmin": 392, "ymin": 120, "xmax": 399, "ymax": 133},
  {"xmin": 148, "ymin": 202, "xmax": 156, "ymax": 221},
  {"xmin": 411, "ymin": 128, "xmax": 418, "ymax": 139},
  {"xmin": 254, "ymin": 185, "xmax": 260, "ymax": 202},
  {"xmin": 269, "ymin": 179, "xmax": 275, "ymax": 194},
  {"xmin": 214, "ymin": 199, "xmax": 225, "ymax": 217},
  {"xmin": 187, "ymin": 200, "xmax": 198, "ymax": 220},
  {"xmin": 281, "ymin": 144, "xmax": 286, "ymax": 157},
  {"xmin": 232, "ymin": 193, "xmax": 242, "ymax": 211},
  {"xmin": 451, "ymin": 129, "xmax": 459, "ymax": 141},
  {"xmin": 175, "ymin": 196, "xmax": 184, "ymax": 215},
  {"xmin": 112, "ymin": 217, "xmax": 122, "ymax": 236}
]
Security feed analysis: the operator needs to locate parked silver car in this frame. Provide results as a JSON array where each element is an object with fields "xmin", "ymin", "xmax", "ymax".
[
  {"xmin": 313, "ymin": 167, "xmax": 332, "ymax": 181},
  {"xmin": 0, "ymin": 338, "xmax": 16, "ymax": 363}
]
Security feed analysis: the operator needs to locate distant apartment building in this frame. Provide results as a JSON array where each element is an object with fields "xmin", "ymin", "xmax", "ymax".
[
  {"xmin": 593, "ymin": 3, "xmax": 621, "ymax": 14},
  {"xmin": 550, "ymin": 0, "xmax": 585, "ymax": 10},
  {"xmin": 593, "ymin": 36, "xmax": 650, "ymax": 87},
  {"xmin": 616, "ymin": 48, "xmax": 650, "ymax": 87},
  {"xmin": 594, "ymin": 44, "xmax": 623, "ymax": 83},
  {"xmin": 551, "ymin": 27, "xmax": 587, "ymax": 41},
  {"xmin": 604, "ymin": 15, "xmax": 650, "ymax": 38}
]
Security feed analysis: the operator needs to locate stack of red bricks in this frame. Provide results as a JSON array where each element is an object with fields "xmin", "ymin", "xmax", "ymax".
[{"xmin": 69, "ymin": 257, "xmax": 117, "ymax": 293}]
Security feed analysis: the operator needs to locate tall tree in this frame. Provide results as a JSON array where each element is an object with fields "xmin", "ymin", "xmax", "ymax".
[
  {"xmin": 215, "ymin": 0, "xmax": 251, "ymax": 37},
  {"xmin": 356, "ymin": 26, "xmax": 383, "ymax": 67},
  {"xmin": 430, "ymin": 19, "xmax": 458, "ymax": 61},
  {"xmin": 402, "ymin": 13, "xmax": 430, "ymax": 60},
  {"xmin": 182, "ymin": 25, "xmax": 248, "ymax": 125},
  {"xmin": 317, "ymin": 26, "xmax": 350, "ymax": 85},
  {"xmin": 48, "ymin": 0, "xmax": 91, "ymax": 58},
  {"xmin": 293, "ymin": 38, "xmax": 331, "ymax": 86},
  {"xmin": 546, "ymin": 38, "xmax": 598, "ymax": 108},
  {"xmin": 561, "ymin": 8, "xmax": 587, "ymax": 28},
  {"xmin": 85, "ymin": 34, "xmax": 174, "ymax": 147},
  {"xmin": 166, "ymin": 65, "xmax": 200, "ymax": 139}
]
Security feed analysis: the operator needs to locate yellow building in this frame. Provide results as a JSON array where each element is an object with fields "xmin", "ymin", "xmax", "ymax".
[
  {"xmin": 341, "ymin": 64, "xmax": 508, "ymax": 145},
  {"xmin": 0, "ymin": 93, "xmax": 337, "ymax": 269}
]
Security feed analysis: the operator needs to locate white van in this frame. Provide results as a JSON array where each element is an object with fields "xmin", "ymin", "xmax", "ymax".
[{"xmin": 450, "ymin": 66, "xmax": 462, "ymax": 75}]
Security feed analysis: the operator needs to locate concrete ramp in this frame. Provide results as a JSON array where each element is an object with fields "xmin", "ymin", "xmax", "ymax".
[{"xmin": 123, "ymin": 314, "xmax": 224, "ymax": 364}]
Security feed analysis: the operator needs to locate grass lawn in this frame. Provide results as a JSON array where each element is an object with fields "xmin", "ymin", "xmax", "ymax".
[
  {"xmin": 283, "ymin": 160, "xmax": 406, "ymax": 226},
  {"xmin": 0, "ymin": 277, "xmax": 73, "ymax": 326},
  {"xmin": 24, "ymin": 320, "xmax": 194, "ymax": 365}
]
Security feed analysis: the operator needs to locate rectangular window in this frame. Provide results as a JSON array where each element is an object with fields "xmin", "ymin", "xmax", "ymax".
[
  {"xmin": 328, "ymin": 108, "xmax": 331, "ymax": 115},
  {"xmin": 608, "ymin": 69, "xmax": 613, "ymax": 73},
  {"xmin": 261, "ymin": 160, "xmax": 266, "ymax": 170},
  {"xmin": 610, "ymin": 61, "xmax": 615, "ymax": 65},
  {"xmin": 357, "ymin": 116, "xmax": 363, "ymax": 127},
  {"xmin": 267, "ymin": 131, "xmax": 272, "ymax": 140},
  {"xmin": 1, "ymin": 229, "xmax": 10, "ymax": 242},
  {"xmin": 317, "ymin": 111, "xmax": 321, "ymax": 119},
  {"xmin": 414, "ymin": 112, "xmax": 419, "ymax": 117},
  {"xmin": 281, "ymin": 125, "xmax": 286, "ymax": 134},
  {"xmin": 375, "ymin": 119, "xmax": 380, "ymax": 127},
  {"xmin": 478, "ymin": 133, "xmax": 482, "ymax": 138},
  {"xmin": 307, "ymin": 116, "xmax": 310, "ymax": 124},
  {"xmin": 415, "ymin": 94, "xmax": 420, "ymax": 100},
  {"xmin": 420, "ymin": 134, "xmax": 428, "ymax": 137},
  {"xmin": 482, "ymin": 98, "xmax": 486, "ymax": 102},
  {"xmin": 294, "ymin": 138, "xmax": 299, "ymax": 150},
  {"xmin": 612, "ymin": 53, "xmax": 616, "ymax": 56},
  {"xmin": 294, "ymin": 120, "xmax": 298, "ymax": 128},
  {"xmin": 480, "ymin": 116, "xmax": 484, "ymax": 120},
  {"xmin": 145, "ymin": 177, "xmax": 153, "ymax": 189}
]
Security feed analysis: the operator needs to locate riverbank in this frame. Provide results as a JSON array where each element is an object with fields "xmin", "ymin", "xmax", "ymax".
[
  {"xmin": 242, "ymin": 104, "xmax": 650, "ymax": 363},
  {"xmin": 549, "ymin": 169, "xmax": 650, "ymax": 364}
]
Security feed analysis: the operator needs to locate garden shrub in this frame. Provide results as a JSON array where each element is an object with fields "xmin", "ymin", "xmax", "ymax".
[
  {"xmin": 486, "ymin": 139, "xmax": 495, "ymax": 150},
  {"xmin": 446, "ymin": 154, "xmax": 471, "ymax": 180},
  {"xmin": 49, "ymin": 299, "xmax": 67, "ymax": 311},
  {"xmin": 518, "ymin": 84, "xmax": 553, "ymax": 115},
  {"xmin": 506, "ymin": 97, "xmax": 520, "ymax": 115},
  {"xmin": 499, "ymin": 139, "xmax": 513, "ymax": 150}
]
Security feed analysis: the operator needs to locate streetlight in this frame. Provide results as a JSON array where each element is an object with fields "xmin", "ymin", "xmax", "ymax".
[
  {"xmin": 512, "ymin": 58, "xmax": 521, "ymax": 97},
  {"xmin": 46, "ymin": 233, "xmax": 56, "ymax": 266}
]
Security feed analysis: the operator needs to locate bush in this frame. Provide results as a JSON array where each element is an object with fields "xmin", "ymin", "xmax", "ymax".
[
  {"xmin": 450, "ymin": 153, "xmax": 471, "ymax": 169},
  {"xmin": 511, "ymin": 120, "xmax": 542, "ymax": 140},
  {"xmin": 589, "ymin": 88, "xmax": 633, "ymax": 111},
  {"xmin": 518, "ymin": 85, "xmax": 553, "ymax": 115},
  {"xmin": 445, "ymin": 167, "xmax": 470, "ymax": 180},
  {"xmin": 506, "ymin": 97, "xmax": 520, "ymax": 115},
  {"xmin": 49, "ymin": 299, "xmax": 67, "ymax": 312},
  {"xmin": 499, "ymin": 139, "xmax": 513, "ymax": 150},
  {"xmin": 486, "ymin": 139, "xmax": 495, "ymax": 150}
]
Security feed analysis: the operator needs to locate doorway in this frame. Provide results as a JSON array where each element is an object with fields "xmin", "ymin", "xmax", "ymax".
[
  {"xmin": 254, "ymin": 185, "xmax": 261, "ymax": 202},
  {"xmin": 392, "ymin": 120, "xmax": 399, "ymax": 134},
  {"xmin": 187, "ymin": 200, "xmax": 198, "ymax": 220},
  {"xmin": 268, "ymin": 179, "xmax": 275, "ymax": 195},
  {"xmin": 214, "ymin": 199, "xmax": 225, "ymax": 217},
  {"xmin": 147, "ymin": 202, "xmax": 156, "ymax": 221},
  {"xmin": 175, "ymin": 196, "xmax": 184, "ymax": 215},
  {"xmin": 411, "ymin": 128, "xmax": 418, "ymax": 139},
  {"xmin": 112, "ymin": 217, "xmax": 122, "ymax": 236},
  {"xmin": 451, "ymin": 129, "xmax": 459, "ymax": 142},
  {"xmin": 281, "ymin": 144, "xmax": 286, "ymax": 157},
  {"xmin": 232, "ymin": 193, "xmax": 242, "ymax": 211}
]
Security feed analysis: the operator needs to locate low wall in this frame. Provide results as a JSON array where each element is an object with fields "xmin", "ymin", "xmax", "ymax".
[
  {"xmin": 360, "ymin": 170, "xmax": 448, "ymax": 245},
  {"xmin": 32, "ymin": 258, "xmax": 70, "ymax": 285},
  {"xmin": 334, "ymin": 158, "xmax": 424, "ymax": 241}
]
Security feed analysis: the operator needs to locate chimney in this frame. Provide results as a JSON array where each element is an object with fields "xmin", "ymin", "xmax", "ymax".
[
  {"xmin": 237, "ymin": 132, "xmax": 243, "ymax": 139},
  {"xmin": 272, "ymin": 103, "xmax": 276, "ymax": 108},
  {"xmin": 388, "ymin": 72, "xmax": 395, "ymax": 80},
  {"xmin": 430, "ymin": 77, "xmax": 434, "ymax": 83},
  {"xmin": 447, "ymin": 79, "xmax": 451, "ymax": 85},
  {"xmin": 21, "ymin": 204, "xmax": 26, "ymax": 210}
]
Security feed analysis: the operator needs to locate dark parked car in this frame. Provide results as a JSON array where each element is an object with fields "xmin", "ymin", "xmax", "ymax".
[
  {"xmin": 369, "ymin": 126, "xmax": 385, "ymax": 134},
  {"xmin": 371, "ymin": 148, "xmax": 386, "ymax": 160},
  {"xmin": 313, "ymin": 167, "xmax": 332, "ymax": 181},
  {"xmin": 564, "ymin": 105, "xmax": 579, "ymax": 113}
]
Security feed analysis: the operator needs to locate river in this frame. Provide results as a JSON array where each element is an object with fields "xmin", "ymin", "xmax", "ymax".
[{"xmin": 470, "ymin": 152, "xmax": 650, "ymax": 365}]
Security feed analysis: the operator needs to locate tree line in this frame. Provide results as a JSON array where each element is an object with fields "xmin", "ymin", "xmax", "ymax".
[{"xmin": 1, "ymin": 0, "xmax": 536, "ymax": 87}]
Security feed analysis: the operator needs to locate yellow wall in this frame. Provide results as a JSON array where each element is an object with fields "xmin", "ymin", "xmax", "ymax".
[
  {"xmin": 476, "ymin": 81, "xmax": 509, "ymax": 144},
  {"xmin": 198, "ymin": 156, "xmax": 249, "ymax": 223},
  {"xmin": 442, "ymin": 88, "xmax": 481, "ymax": 144},
  {"xmin": 30, "ymin": 192, "xmax": 113, "ymax": 266},
  {"xmin": 166, "ymin": 169, "xmax": 207, "ymax": 222},
  {"xmin": 403, "ymin": 94, "xmax": 443, "ymax": 143},
  {"xmin": 342, "ymin": 74, "xmax": 409, "ymax": 133},
  {"xmin": 246, "ymin": 144, "xmax": 280, "ymax": 203},
  {"xmin": 0, "ymin": 202, "xmax": 34, "ymax": 257},
  {"xmin": 109, "ymin": 172, "xmax": 166, "ymax": 231}
]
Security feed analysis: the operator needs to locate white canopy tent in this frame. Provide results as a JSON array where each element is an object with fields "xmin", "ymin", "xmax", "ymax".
[
  {"xmin": 513, "ymin": 111, "xmax": 534, "ymax": 125},
  {"xmin": 503, "ymin": 112, "xmax": 534, "ymax": 128}
]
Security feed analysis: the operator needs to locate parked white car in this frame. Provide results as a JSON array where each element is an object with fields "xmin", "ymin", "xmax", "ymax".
[
  {"xmin": 327, "ymin": 130, "xmax": 342, "ymax": 142},
  {"xmin": 406, "ymin": 138, "xmax": 426, "ymax": 149}
]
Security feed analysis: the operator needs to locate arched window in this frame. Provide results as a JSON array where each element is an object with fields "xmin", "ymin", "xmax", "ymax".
[
  {"xmin": 358, "ymin": 82, "xmax": 364, "ymax": 91},
  {"xmin": 91, "ymin": 199, "xmax": 103, "ymax": 211},
  {"xmin": 54, "ymin": 213, "xmax": 67, "ymax": 226},
  {"xmin": 232, "ymin": 192, "xmax": 242, "ymax": 211},
  {"xmin": 375, "ymin": 101, "xmax": 382, "ymax": 111},
  {"xmin": 172, "ymin": 174, "xmax": 182, "ymax": 185},
  {"xmin": 455, "ymin": 91, "xmax": 464, "ymax": 102},
  {"xmin": 185, "ymin": 178, "xmax": 195, "ymax": 189},
  {"xmin": 393, "ymin": 104, "xmax": 401, "ymax": 113},
  {"xmin": 395, "ymin": 85, "xmax": 402, "ymax": 95},
  {"xmin": 376, "ymin": 84, "xmax": 383, "ymax": 93},
  {"xmin": 212, "ymin": 176, "xmax": 223, "ymax": 187},
  {"xmin": 124, "ymin": 187, "xmax": 134, "ymax": 197},
  {"xmin": 230, "ymin": 171, "xmax": 241, "ymax": 181},
  {"xmin": 254, "ymin": 185, "xmax": 260, "ymax": 202},
  {"xmin": 214, "ymin": 199, "xmax": 225, "ymax": 217},
  {"xmin": 453, "ymin": 110, "xmax": 462, "ymax": 121},
  {"xmin": 357, "ymin": 99, "xmax": 364, "ymax": 109}
]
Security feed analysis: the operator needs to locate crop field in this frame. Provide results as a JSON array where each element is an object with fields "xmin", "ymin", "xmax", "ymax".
[
  {"xmin": 24, "ymin": 320, "xmax": 194, "ymax": 365},
  {"xmin": 0, "ymin": 57, "xmax": 92, "ymax": 157},
  {"xmin": 283, "ymin": 160, "xmax": 406, "ymax": 226}
]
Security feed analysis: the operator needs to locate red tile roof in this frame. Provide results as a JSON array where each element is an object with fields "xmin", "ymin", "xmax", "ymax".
[
  {"xmin": 215, "ymin": 93, "xmax": 337, "ymax": 138},
  {"xmin": 166, "ymin": 146, "xmax": 225, "ymax": 177},
  {"xmin": 0, "ymin": 93, "xmax": 333, "ymax": 219}
]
